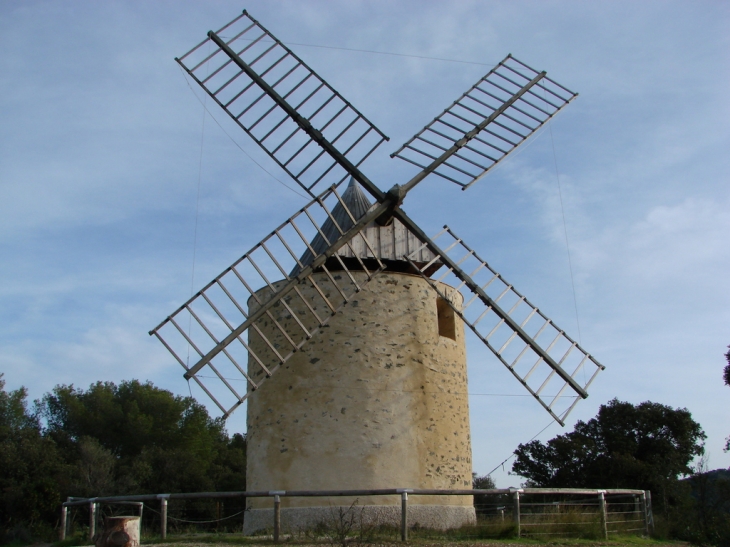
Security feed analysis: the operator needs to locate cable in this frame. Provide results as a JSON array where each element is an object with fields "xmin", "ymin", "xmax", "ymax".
[
  {"xmin": 191, "ymin": 97, "xmax": 205, "ymax": 300},
  {"xmin": 143, "ymin": 503, "xmax": 245, "ymax": 524},
  {"xmin": 185, "ymin": 56, "xmax": 208, "ymax": 369},
  {"xmin": 283, "ymin": 41, "xmax": 498, "ymax": 68},
  {"xmin": 193, "ymin": 375, "xmax": 578, "ymax": 399},
  {"xmin": 167, "ymin": 510, "xmax": 245, "ymax": 524},
  {"xmin": 546, "ymin": 115, "xmax": 582, "ymax": 346},
  {"xmin": 485, "ymin": 419, "xmax": 556, "ymax": 478},
  {"xmin": 178, "ymin": 68, "xmax": 309, "ymax": 200},
  {"xmin": 217, "ymin": 35, "xmax": 499, "ymax": 68}
]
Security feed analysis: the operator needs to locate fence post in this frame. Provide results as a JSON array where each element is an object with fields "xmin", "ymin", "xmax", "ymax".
[
  {"xmin": 400, "ymin": 492, "xmax": 408, "ymax": 542},
  {"xmin": 64, "ymin": 497, "xmax": 72, "ymax": 540},
  {"xmin": 88, "ymin": 501, "xmax": 97, "ymax": 542},
  {"xmin": 645, "ymin": 491, "xmax": 654, "ymax": 535},
  {"xmin": 160, "ymin": 497, "xmax": 168, "ymax": 539},
  {"xmin": 273, "ymin": 494, "xmax": 281, "ymax": 543},
  {"xmin": 60, "ymin": 505, "xmax": 68, "ymax": 541},
  {"xmin": 598, "ymin": 491, "xmax": 608, "ymax": 539},
  {"xmin": 242, "ymin": 497, "xmax": 247, "ymax": 533},
  {"xmin": 512, "ymin": 490, "xmax": 521, "ymax": 538},
  {"xmin": 137, "ymin": 502, "xmax": 144, "ymax": 537}
]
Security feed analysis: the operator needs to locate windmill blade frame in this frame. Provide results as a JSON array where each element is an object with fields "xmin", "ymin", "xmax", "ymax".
[
  {"xmin": 391, "ymin": 54, "xmax": 578, "ymax": 191},
  {"xmin": 149, "ymin": 185, "xmax": 389, "ymax": 417},
  {"xmin": 176, "ymin": 10, "xmax": 389, "ymax": 198},
  {"xmin": 156, "ymin": 9, "xmax": 603, "ymax": 424},
  {"xmin": 399, "ymin": 219, "xmax": 605, "ymax": 425}
]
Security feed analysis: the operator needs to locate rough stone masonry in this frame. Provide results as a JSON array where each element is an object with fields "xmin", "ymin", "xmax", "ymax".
[{"xmin": 244, "ymin": 271, "xmax": 475, "ymax": 533}]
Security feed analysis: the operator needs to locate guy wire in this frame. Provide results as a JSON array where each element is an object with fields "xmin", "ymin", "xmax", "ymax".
[
  {"xmin": 547, "ymin": 117, "xmax": 582, "ymax": 347},
  {"xmin": 485, "ymin": 419, "xmax": 555, "ymax": 478},
  {"xmin": 185, "ymin": 51, "xmax": 209, "ymax": 370},
  {"xmin": 178, "ymin": 67, "xmax": 308, "ymax": 200}
]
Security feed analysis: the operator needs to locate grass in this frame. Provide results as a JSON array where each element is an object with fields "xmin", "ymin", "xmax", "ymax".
[{"xmin": 133, "ymin": 535, "xmax": 686, "ymax": 547}]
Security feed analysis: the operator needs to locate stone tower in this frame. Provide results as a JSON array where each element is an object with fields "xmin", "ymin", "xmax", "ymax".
[{"xmin": 244, "ymin": 180, "xmax": 474, "ymax": 532}]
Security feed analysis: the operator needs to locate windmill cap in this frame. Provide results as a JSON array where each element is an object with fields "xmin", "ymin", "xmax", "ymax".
[{"xmin": 289, "ymin": 178, "xmax": 440, "ymax": 278}]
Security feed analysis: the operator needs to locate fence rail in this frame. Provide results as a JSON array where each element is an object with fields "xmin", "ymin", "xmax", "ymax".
[{"xmin": 61, "ymin": 487, "xmax": 654, "ymax": 542}]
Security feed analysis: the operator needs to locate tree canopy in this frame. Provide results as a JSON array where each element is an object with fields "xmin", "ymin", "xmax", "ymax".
[
  {"xmin": 0, "ymin": 377, "xmax": 246, "ymax": 542},
  {"xmin": 511, "ymin": 398, "xmax": 705, "ymax": 506},
  {"xmin": 0, "ymin": 375, "xmax": 63, "ymax": 541},
  {"xmin": 41, "ymin": 380, "xmax": 223, "ymax": 457}
]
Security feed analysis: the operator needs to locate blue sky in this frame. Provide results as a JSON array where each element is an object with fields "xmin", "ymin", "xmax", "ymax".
[{"xmin": 1, "ymin": 0, "xmax": 729, "ymax": 488}]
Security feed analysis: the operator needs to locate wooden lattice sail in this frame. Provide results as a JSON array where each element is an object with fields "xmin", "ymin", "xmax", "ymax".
[{"xmin": 152, "ymin": 9, "xmax": 604, "ymax": 427}]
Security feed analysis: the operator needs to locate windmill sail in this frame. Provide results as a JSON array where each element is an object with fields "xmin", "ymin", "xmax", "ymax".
[
  {"xmin": 399, "ymin": 220, "xmax": 604, "ymax": 425},
  {"xmin": 176, "ymin": 10, "xmax": 389, "ymax": 198},
  {"xmin": 391, "ymin": 55, "xmax": 577, "ymax": 190},
  {"xmin": 150, "ymin": 186, "xmax": 385, "ymax": 417},
  {"xmin": 158, "ymin": 9, "xmax": 602, "ymax": 423}
]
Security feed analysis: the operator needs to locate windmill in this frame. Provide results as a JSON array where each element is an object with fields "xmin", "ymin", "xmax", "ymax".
[{"xmin": 150, "ymin": 10, "xmax": 605, "ymax": 532}]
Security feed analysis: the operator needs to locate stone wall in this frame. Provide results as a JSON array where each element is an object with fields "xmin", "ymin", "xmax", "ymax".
[{"xmin": 244, "ymin": 271, "xmax": 473, "ymax": 532}]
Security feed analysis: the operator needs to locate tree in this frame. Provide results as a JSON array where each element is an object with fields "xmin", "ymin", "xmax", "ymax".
[
  {"xmin": 70, "ymin": 436, "xmax": 117, "ymax": 497},
  {"xmin": 472, "ymin": 473, "xmax": 496, "ymax": 490},
  {"xmin": 0, "ymin": 376, "xmax": 247, "ymax": 541},
  {"xmin": 0, "ymin": 374, "xmax": 65, "ymax": 542},
  {"xmin": 472, "ymin": 473, "xmax": 500, "ymax": 518},
  {"xmin": 511, "ymin": 398, "xmax": 705, "ymax": 510},
  {"xmin": 685, "ymin": 456, "xmax": 730, "ymax": 545},
  {"xmin": 40, "ymin": 380, "xmax": 226, "ymax": 460},
  {"xmin": 38, "ymin": 379, "xmax": 245, "ymax": 495}
]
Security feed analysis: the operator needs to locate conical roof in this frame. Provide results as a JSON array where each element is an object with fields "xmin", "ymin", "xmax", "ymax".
[
  {"xmin": 291, "ymin": 178, "xmax": 439, "ymax": 277},
  {"xmin": 291, "ymin": 178, "xmax": 372, "ymax": 276}
]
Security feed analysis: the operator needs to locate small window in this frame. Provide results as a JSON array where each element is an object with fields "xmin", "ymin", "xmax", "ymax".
[{"xmin": 436, "ymin": 297, "xmax": 456, "ymax": 340}]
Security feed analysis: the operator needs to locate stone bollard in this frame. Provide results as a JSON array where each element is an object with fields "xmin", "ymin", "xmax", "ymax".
[{"xmin": 96, "ymin": 516, "xmax": 140, "ymax": 547}]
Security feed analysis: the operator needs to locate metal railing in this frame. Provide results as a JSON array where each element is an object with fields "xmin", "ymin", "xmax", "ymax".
[{"xmin": 61, "ymin": 487, "xmax": 654, "ymax": 542}]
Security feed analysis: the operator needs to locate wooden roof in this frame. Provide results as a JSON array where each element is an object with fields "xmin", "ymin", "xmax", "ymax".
[{"xmin": 291, "ymin": 179, "xmax": 439, "ymax": 276}]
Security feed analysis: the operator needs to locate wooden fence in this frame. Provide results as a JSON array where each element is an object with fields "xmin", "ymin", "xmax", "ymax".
[{"xmin": 61, "ymin": 487, "xmax": 653, "ymax": 542}]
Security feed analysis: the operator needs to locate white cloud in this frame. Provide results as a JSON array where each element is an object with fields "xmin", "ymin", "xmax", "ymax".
[{"xmin": 576, "ymin": 197, "xmax": 730, "ymax": 299}]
